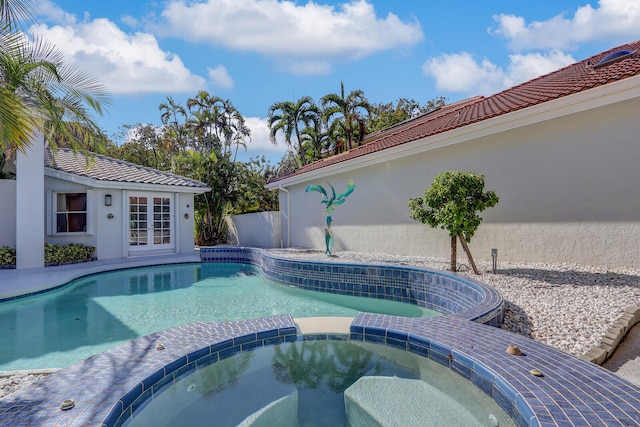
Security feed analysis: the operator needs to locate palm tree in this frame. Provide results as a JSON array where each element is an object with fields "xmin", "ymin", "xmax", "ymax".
[
  {"xmin": 0, "ymin": 0, "xmax": 110, "ymax": 156},
  {"xmin": 217, "ymin": 98, "xmax": 250, "ymax": 161},
  {"xmin": 268, "ymin": 95, "xmax": 319, "ymax": 166},
  {"xmin": 321, "ymin": 81, "xmax": 371, "ymax": 151},
  {"xmin": 158, "ymin": 96, "xmax": 187, "ymax": 154},
  {"xmin": 186, "ymin": 92, "xmax": 250, "ymax": 160}
]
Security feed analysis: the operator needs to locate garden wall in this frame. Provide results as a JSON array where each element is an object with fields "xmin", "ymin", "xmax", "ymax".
[{"xmin": 226, "ymin": 212, "xmax": 282, "ymax": 248}]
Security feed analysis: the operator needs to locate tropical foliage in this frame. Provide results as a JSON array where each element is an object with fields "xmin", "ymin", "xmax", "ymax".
[
  {"xmin": 0, "ymin": 243, "xmax": 95, "ymax": 267},
  {"xmin": 268, "ymin": 95, "xmax": 319, "ymax": 166},
  {"xmin": 0, "ymin": 0, "xmax": 110, "ymax": 156},
  {"xmin": 321, "ymin": 81, "xmax": 371, "ymax": 152},
  {"xmin": 267, "ymin": 84, "xmax": 446, "ymax": 169},
  {"xmin": 106, "ymin": 92, "xmax": 276, "ymax": 245},
  {"xmin": 408, "ymin": 171, "xmax": 499, "ymax": 273},
  {"xmin": 367, "ymin": 97, "xmax": 446, "ymax": 133}
]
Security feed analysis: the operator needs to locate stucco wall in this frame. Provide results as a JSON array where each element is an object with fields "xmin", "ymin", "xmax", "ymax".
[
  {"xmin": 176, "ymin": 192, "xmax": 196, "ymax": 253},
  {"xmin": 226, "ymin": 212, "xmax": 282, "ymax": 248},
  {"xmin": 0, "ymin": 180, "xmax": 16, "ymax": 246},
  {"xmin": 96, "ymin": 189, "xmax": 125, "ymax": 259},
  {"xmin": 277, "ymin": 95, "xmax": 640, "ymax": 268},
  {"xmin": 16, "ymin": 132, "xmax": 44, "ymax": 269}
]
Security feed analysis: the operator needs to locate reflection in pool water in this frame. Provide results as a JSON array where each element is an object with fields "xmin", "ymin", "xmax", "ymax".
[
  {"xmin": 126, "ymin": 340, "xmax": 515, "ymax": 427},
  {"xmin": 0, "ymin": 263, "xmax": 438, "ymax": 370}
]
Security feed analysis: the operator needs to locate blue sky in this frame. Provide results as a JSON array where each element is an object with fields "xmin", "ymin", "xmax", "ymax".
[{"xmin": 32, "ymin": 0, "xmax": 640, "ymax": 163}]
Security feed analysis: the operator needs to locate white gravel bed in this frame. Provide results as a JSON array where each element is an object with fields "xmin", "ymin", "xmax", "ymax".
[
  {"xmin": 268, "ymin": 248, "xmax": 640, "ymax": 357},
  {"xmin": 0, "ymin": 370, "xmax": 57, "ymax": 400}
]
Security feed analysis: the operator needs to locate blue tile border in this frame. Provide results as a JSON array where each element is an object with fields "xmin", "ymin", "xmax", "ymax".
[{"xmin": 201, "ymin": 246, "xmax": 504, "ymax": 325}]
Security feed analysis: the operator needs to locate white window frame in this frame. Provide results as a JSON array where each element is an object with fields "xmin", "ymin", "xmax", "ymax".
[{"xmin": 47, "ymin": 189, "xmax": 93, "ymax": 236}]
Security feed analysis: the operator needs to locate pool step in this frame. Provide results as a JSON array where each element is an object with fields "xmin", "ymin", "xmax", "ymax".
[
  {"xmin": 344, "ymin": 376, "xmax": 483, "ymax": 427},
  {"xmin": 238, "ymin": 391, "xmax": 299, "ymax": 427}
]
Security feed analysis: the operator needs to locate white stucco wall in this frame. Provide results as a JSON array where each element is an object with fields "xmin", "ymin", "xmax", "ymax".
[
  {"xmin": 175, "ymin": 192, "xmax": 196, "ymax": 253},
  {"xmin": 96, "ymin": 189, "xmax": 124, "ymax": 259},
  {"xmin": 274, "ymin": 92, "xmax": 640, "ymax": 268},
  {"xmin": 0, "ymin": 180, "xmax": 16, "ymax": 246},
  {"xmin": 226, "ymin": 212, "xmax": 282, "ymax": 248},
  {"xmin": 16, "ymin": 132, "xmax": 44, "ymax": 269}
]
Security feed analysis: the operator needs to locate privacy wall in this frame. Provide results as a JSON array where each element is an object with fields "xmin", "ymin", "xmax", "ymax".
[{"xmin": 272, "ymin": 90, "xmax": 640, "ymax": 268}]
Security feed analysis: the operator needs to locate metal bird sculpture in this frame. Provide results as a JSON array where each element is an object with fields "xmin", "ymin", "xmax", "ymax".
[{"xmin": 305, "ymin": 180, "xmax": 355, "ymax": 255}]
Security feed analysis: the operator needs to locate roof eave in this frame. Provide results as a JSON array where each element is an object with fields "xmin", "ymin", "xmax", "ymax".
[
  {"xmin": 44, "ymin": 168, "xmax": 210, "ymax": 193},
  {"xmin": 266, "ymin": 75, "xmax": 640, "ymax": 189}
]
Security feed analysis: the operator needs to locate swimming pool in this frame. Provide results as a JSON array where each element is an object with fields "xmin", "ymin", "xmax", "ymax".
[
  {"xmin": 0, "ymin": 262, "xmax": 437, "ymax": 371},
  {"xmin": 1, "ymin": 248, "xmax": 639, "ymax": 426},
  {"xmin": 124, "ymin": 338, "xmax": 515, "ymax": 427}
]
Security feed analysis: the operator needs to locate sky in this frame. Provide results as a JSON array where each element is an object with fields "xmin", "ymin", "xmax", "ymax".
[{"xmin": 30, "ymin": 0, "xmax": 640, "ymax": 163}]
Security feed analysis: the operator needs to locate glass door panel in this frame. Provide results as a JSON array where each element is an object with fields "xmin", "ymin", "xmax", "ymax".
[{"xmin": 128, "ymin": 193, "xmax": 174, "ymax": 252}]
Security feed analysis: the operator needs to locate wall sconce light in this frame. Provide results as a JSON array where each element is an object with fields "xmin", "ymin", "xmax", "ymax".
[{"xmin": 104, "ymin": 194, "xmax": 112, "ymax": 206}]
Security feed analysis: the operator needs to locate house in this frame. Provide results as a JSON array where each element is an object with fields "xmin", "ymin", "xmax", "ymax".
[
  {"xmin": 0, "ymin": 134, "xmax": 209, "ymax": 269},
  {"xmin": 265, "ymin": 40, "xmax": 640, "ymax": 268}
]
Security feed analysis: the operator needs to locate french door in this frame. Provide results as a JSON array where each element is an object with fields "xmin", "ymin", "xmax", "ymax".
[{"xmin": 128, "ymin": 193, "xmax": 174, "ymax": 252}]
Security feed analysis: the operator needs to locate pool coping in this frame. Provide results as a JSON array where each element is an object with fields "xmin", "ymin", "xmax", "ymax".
[{"xmin": 0, "ymin": 248, "xmax": 639, "ymax": 426}]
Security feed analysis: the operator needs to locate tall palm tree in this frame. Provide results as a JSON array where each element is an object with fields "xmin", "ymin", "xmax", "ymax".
[
  {"xmin": 268, "ymin": 95, "xmax": 319, "ymax": 166},
  {"xmin": 217, "ymin": 98, "xmax": 250, "ymax": 161},
  {"xmin": 0, "ymin": 0, "xmax": 110, "ymax": 155},
  {"xmin": 186, "ymin": 92, "xmax": 250, "ymax": 160},
  {"xmin": 321, "ymin": 81, "xmax": 371, "ymax": 151},
  {"xmin": 159, "ymin": 96, "xmax": 188, "ymax": 154},
  {"xmin": 186, "ymin": 90, "xmax": 222, "ymax": 153}
]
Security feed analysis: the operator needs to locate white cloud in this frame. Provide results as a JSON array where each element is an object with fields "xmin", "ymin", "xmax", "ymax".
[
  {"xmin": 423, "ymin": 51, "xmax": 575, "ymax": 96},
  {"xmin": 208, "ymin": 65, "xmax": 234, "ymax": 90},
  {"xmin": 280, "ymin": 60, "xmax": 333, "ymax": 76},
  {"xmin": 245, "ymin": 117, "xmax": 287, "ymax": 154},
  {"xmin": 493, "ymin": 0, "xmax": 640, "ymax": 51},
  {"xmin": 30, "ymin": 19, "xmax": 207, "ymax": 95},
  {"xmin": 422, "ymin": 52, "xmax": 504, "ymax": 95},
  {"xmin": 36, "ymin": 0, "xmax": 76, "ymax": 25},
  {"xmin": 507, "ymin": 51, "xmax": 575, "ymax": 84},
  {"xmin": 120, "ymin": 14, "xmax": 140, "ymax": 29},
  {"xmin": 156, "ymin": 0, "xmax": 422, "ymax": 73}
]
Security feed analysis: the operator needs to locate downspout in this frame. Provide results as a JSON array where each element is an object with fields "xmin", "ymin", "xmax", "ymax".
[{"xmin": 278, "ymin": 184, "xmax": 290, "ymax": 248}]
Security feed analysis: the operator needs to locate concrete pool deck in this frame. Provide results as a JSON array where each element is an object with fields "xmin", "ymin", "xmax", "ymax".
[{"xmin": 0, "ymin": 249, "xmax": 639, "ymax": 426}]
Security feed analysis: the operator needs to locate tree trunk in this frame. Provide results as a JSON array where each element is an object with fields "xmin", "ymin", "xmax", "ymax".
[
  {"xmin": 450, "ymin": 235, "xmax": 457, "ymax": 272},
  {"xmin": 459, "ymin": 235, "xmax": 480, "ymax": 275}
]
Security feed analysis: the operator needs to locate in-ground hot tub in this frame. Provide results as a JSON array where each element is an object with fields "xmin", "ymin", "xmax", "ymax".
[{"xmin": 123, "ymin": 336, "xmax": 515, "ymax": 427}]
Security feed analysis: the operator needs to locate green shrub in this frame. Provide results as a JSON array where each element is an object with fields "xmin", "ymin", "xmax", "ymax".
[
  {"xmin": 0, "ymin": 243, "xmax": 96, "ymax": 267},
  {"xmin": 0, "ymin": 246, "xmax": 16, "ymax": 266},
  {"xmin": 44, "ymin": 243, "xmax": 96, "ymax": 265}
]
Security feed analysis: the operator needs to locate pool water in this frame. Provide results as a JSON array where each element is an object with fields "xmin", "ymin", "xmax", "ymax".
[
  {"xmin": 125, "ymin": 339, "xmax": 515, "ymax": 427},
  {"xmin": 0, "ymin": 263, "xmax": 438, "ymax": 371}
]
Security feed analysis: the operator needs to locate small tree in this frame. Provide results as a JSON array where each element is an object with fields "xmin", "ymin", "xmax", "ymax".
[{"xmin": 408, "ymin": 171, "xmax": 499, "ymax": 273}]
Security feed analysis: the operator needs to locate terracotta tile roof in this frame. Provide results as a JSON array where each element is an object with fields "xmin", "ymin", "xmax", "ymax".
[
  {"xmin": 271, "ymin": 40, "xmax": 640, "ymax": 183},
  {"xmin": 45, "ymin": 148, "xmax": 208, "ymax": 189}
]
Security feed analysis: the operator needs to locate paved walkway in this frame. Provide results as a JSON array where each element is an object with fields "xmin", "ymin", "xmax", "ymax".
[{"xmin": 604, "ymin": 324, "xmax": 640, "ymax": 386}]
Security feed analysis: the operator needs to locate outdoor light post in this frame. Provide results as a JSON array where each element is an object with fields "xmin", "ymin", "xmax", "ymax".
[{"xmin": 491, "ymin": 248, "xmax": 498, "ymax": 273}]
